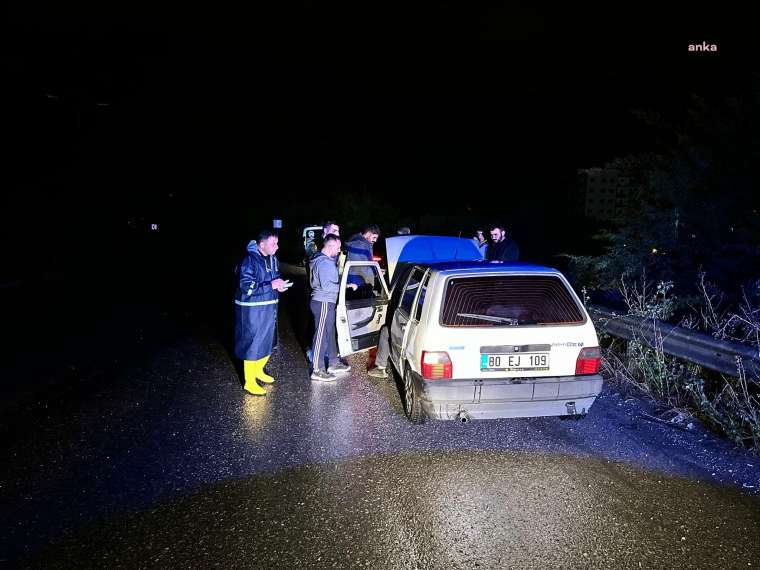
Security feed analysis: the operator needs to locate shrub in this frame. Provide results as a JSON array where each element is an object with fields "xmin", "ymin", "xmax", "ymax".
[{"xmin": 598, "ymin": 272, "xmax": 760, "ymax": 453}]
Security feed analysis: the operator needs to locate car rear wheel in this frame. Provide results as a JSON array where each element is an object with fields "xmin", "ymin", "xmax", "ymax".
[{"xmin": 403, "ymin": 367, "xmax": 426, "ymax": 424}]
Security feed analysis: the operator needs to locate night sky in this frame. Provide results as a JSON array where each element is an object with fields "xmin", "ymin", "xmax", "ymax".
[{"xmin": 2, "ymin": 3, "xmax": 756, "ymax": 275}]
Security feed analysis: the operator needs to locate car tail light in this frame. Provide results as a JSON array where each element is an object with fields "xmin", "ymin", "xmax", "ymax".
[
  {"xmin": 575, "ymin": 347, "xmax": 601, "ymax": 375},
  {"xmin": 421, "ymin": 351, "xmax": 452, "ymax": 380},
  {"xmin": 372, "ymin": 255, "xmax": 382, "ymax": 262}
]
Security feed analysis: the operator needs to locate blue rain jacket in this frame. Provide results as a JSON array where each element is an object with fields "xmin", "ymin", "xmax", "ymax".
[{"xmin": 234, "ymin": 241, "xmax": 280, "ymax": 360}]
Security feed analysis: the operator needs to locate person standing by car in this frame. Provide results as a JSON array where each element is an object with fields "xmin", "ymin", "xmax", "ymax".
[
  {"xmin": 305, "ymin": 221, "xmax": 342, "ymax": 361},
  {"xmin": 345, "ymin": 224, "xmax": 380, "ymax": 290},
  {"xmin": 487, "ymin": 223, "xmax": 520, "ymax": 262},
  {"xmin": 323, "ymin": 221, "xmax": 340, "ymax": 238},
  {"xmin": 320, "ymin": 221, "xmax": 348, "ymax": 275},
  {"xmin": 305, "ymin": 221, "xmax": 340, "ymax": 263},
  {"xmin": 309, "ymin": 234, "xmax": 356, "ymax": 381},
  {"xmin": 306, "ymin": 221, "xmax": 341, "ymax": 270},
  {"xmin": 472, "ymin": 228, "xmax": 488, "ymax": 258},
  {"xmin": 305, "ymin": 220, "xmax": 342, "ymax": 297},
  {"xmin": 367, "ymin": 326, "xmax": 392, "ymax": 379},
  {"xmin": 235, "ymin": 230, "xmax": 291, "ymax": 396}
]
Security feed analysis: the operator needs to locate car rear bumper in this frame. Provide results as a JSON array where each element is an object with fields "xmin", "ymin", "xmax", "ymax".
[{"xmin": 418, "ymin": 374, "xmax": 603, "ymax": 420}]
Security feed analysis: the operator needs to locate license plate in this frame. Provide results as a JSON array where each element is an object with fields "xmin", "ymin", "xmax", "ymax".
[{"xmin": 480, "ymin": 353, "xmax": 550, "ymax": 371}]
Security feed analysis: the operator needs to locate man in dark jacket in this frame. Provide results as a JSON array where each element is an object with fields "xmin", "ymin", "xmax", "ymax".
[
  {"xmin": 345, "ymin": 224, "xmax": 380, "ymax": 289},
  {"xmin": 309, "ymin": 234, "xmax": 357, "ymax": 381},
  {"xmin": 487, "ymin": 223, "xmax": 520, "ymax": 262},
  {"xmin": 234, "ymin": 230, "xmax": 291, "ymax": 395}
]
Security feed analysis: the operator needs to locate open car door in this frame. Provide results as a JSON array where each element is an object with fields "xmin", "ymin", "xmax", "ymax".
[{"xmin": 336, "ymin": 261, "xmax": 390, "ymax": 356}]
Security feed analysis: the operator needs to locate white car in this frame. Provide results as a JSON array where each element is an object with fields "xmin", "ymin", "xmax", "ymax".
[{"xmin": 336, "ymin": 235, "xmax": 603, "ymax": 423}]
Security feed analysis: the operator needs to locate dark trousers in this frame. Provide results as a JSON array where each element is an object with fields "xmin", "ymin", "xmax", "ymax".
[
  {"xmin": 376, "ymin": 325, "xmax": 390, "ymax": 367},
  {"xmin": 310, "ymin": 300, "xmax": 337, "ymax": 371},
  {"xmin": 234, "ymin": 303, "xmax": 277, "ymax": 361}
]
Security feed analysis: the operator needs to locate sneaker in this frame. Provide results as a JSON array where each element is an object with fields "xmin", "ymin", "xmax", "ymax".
[
  {"xmin": 311, "ymin": 369, "xmax": 337, "ymax": 382},
  {"xmin": 327, "ymin": 362, "xmax": 351, "ymax": 374},
  {"xmin": 367, "ymin": 366, "xmax": 388, "ymax": 379}
]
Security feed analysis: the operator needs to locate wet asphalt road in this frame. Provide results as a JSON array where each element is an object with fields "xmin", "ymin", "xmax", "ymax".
[{"xmin": 2, "ymin": 266, "xmax": 760, "ymax": 568}]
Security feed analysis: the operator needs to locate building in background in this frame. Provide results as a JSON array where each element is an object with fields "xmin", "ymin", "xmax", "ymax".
[{"xmin": 577, "ymin": 167, "xmax": 631, "ymax": 222}]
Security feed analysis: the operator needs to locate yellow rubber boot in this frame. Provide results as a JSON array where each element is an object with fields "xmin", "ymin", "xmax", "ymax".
[
  {"xmin": 243, "ymin": 360, "xmax": 267, "ymax": 395},
  {"xmin": 255, "ymin": 355, "xmax": 275, "ymax": 384}
]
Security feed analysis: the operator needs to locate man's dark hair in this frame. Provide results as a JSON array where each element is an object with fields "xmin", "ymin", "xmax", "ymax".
[
  {"xmin": 322, "ymin": 233, "xmax": 340, "ymax": 246},
  {"xmin": 257, "ymin": 229, "xmax": 278, "ymax": 243},
  {"xmin": 362, "ymin": 224, "xmax": 381, "ymax": 235},
  {"xmin": 489, "ymin": 223, "xmax": 506, "ymax": 232}
]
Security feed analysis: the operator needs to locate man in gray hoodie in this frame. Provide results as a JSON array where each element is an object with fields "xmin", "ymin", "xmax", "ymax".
[{"xmin": 309, "ymin": 234, "xmax": 357, "ymax": 381}]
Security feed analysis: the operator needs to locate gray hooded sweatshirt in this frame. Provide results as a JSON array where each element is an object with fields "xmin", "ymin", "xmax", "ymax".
[{"xmin": 309, "ymin": 252, "xmax": 340, "ymax": 303}]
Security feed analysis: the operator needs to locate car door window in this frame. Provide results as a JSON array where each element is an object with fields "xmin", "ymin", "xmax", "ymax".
[
  {"xmin": 345, "ymin": 264, "xmax": 388, "ymax": 301},
  {"xmin": 399, "ymin": 268, "xmax": 424, "ymax": 315}
]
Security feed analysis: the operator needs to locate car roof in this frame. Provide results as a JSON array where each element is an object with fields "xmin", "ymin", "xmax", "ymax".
[
  {"xmin": 385, "ymin": 235, "xmax": 481, "ymax": 281},
  {"xmin": 417, "ymin": 260, "xmax": 561, "ymax": 274}
]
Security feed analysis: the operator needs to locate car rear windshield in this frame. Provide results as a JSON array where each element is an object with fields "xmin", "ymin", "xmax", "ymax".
[{"xmin": 440, "ymin": 275, "xmax": 585, "ymax": 327}]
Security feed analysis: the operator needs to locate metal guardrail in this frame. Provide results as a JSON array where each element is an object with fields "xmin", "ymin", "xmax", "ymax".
[{"xmin": 587, "ymin": 304, "xmax": 760, "ymax": 378}]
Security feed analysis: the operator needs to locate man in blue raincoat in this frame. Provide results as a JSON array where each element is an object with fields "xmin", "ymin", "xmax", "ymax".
[{"xmin": 234, "ymin": 230, "xmax": 291, "ymax": 395}]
